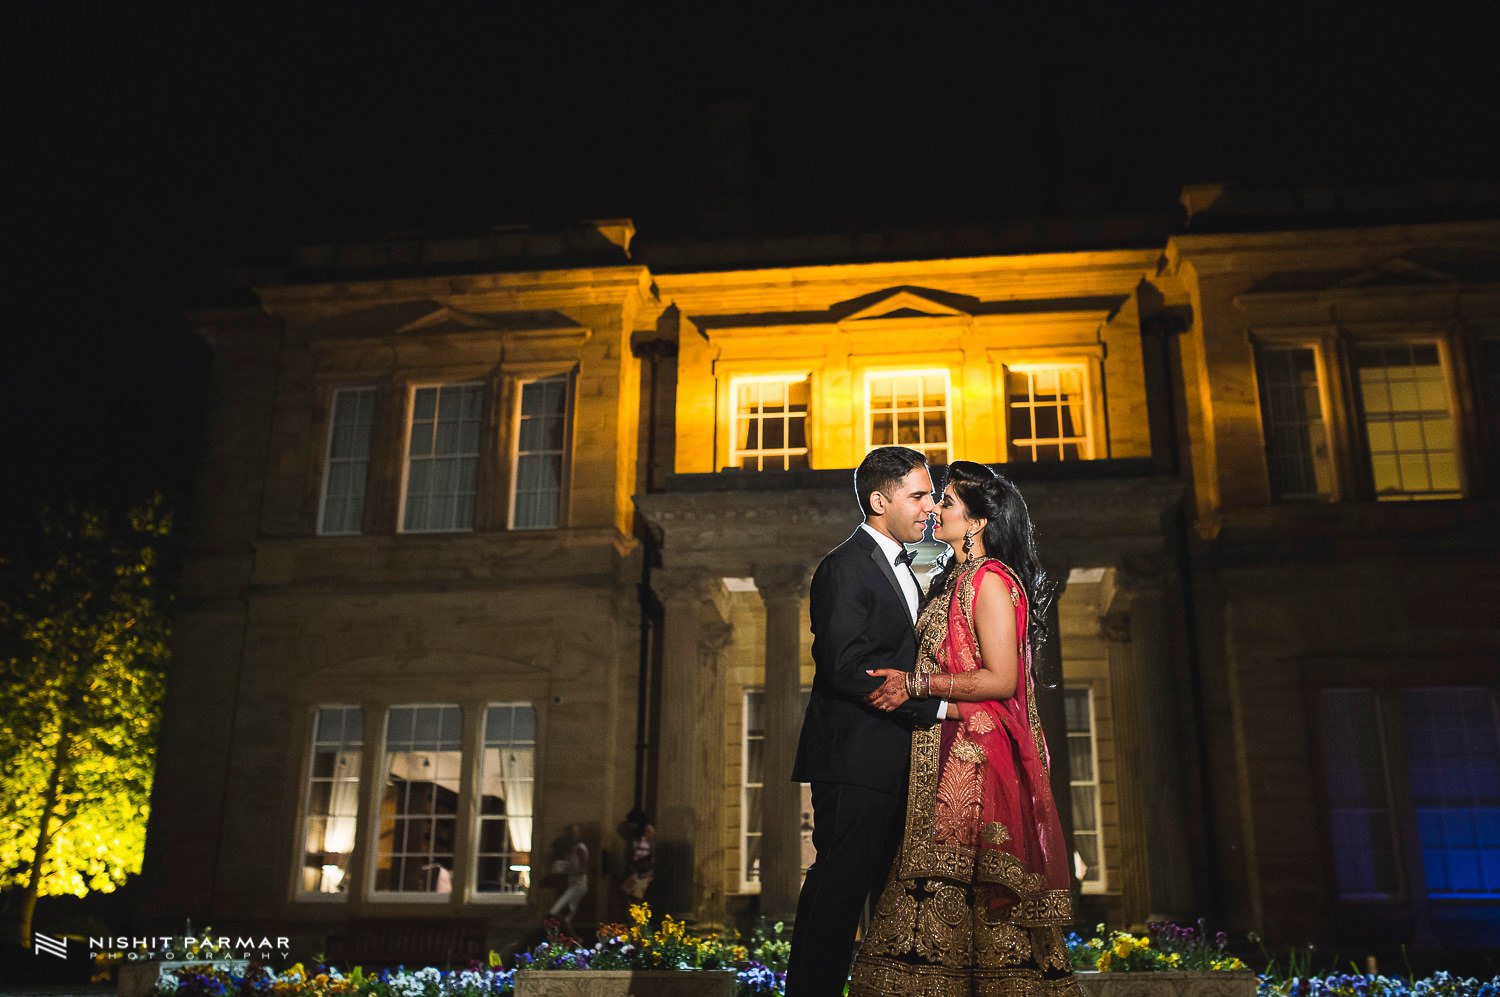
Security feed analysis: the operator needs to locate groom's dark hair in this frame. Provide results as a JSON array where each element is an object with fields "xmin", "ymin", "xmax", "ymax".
[{"xmin": 854, "ymin": 446, "xmax": 928, "ymax": 518}]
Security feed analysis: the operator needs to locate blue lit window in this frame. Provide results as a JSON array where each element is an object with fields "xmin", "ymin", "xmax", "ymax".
[{"xmin": 1402, "ymin": 688, "xmax": 1500, "ymax": 898}]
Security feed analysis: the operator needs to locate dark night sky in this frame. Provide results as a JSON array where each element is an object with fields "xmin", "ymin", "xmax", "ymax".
[{"xmin": 4, "ymin": 3, "xmax": 1497, "ymax": 526}]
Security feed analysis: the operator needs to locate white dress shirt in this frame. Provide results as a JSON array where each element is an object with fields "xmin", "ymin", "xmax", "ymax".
[
  {"xmin": 861, "ymin": 523, "xmax": 919, "ymax": 621},
  {"xmin": 860, "ymin": 523, "xmax": 951, "ymax": 719}
]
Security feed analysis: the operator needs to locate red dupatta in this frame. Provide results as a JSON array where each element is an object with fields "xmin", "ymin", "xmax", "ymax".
[{"xmin": 940, "ymin": 558, "xmax": 1073, "ymax": 916}]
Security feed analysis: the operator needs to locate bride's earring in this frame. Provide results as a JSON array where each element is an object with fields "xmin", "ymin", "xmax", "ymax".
[{"xmin": 962, "ymin": 529, "xmax": 974, "ymax": 556}]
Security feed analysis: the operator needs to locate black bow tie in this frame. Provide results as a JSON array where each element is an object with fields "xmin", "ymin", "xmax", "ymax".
[{"xmin": 895, "ymin": 548, "xmax": 917, "ymax": 568}]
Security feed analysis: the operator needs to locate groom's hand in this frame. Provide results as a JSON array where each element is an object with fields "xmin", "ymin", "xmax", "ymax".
[{"xmin": 865, "ymin": 669, "xmax": 910, "ymax": 712}]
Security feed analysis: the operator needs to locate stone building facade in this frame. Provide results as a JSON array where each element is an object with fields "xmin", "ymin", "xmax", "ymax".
[{"xmin": 140, "ymin": 197, "xmax": 1500, "ymax": 959}]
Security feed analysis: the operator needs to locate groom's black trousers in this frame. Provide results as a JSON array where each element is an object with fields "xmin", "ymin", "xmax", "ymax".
[{"xmin": 785, "ymin": 780, "xmax": 904, "ymax": 997}]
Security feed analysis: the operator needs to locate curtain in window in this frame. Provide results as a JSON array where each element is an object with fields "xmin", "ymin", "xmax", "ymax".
[{"xmin": 498, "ymin": 745, "xmax": 534, "ymax": 854}]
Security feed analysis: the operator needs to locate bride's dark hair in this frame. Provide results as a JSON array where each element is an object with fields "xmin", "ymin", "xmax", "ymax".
[{"xmin": 941, "ymin": 461, "xmax": 1056, "ymax": 665}]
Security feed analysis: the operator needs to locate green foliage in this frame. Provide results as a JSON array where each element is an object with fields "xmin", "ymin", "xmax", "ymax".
[{"xmin": 0, "ymin": 498, "xmax": 172, "ymax": 901}]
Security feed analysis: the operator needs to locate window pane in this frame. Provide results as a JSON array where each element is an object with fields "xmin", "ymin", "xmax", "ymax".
[
  {"xmin": 376, "ymin": 705, "xmax": 463, "ymax": 893},
  {"xmin": 1402, "ymin": 688, "xmax": 1500, "ymax": 897},
  {"xmin": 320, "ymin": 388, "xmax": 376, "ymax": 535},
  {"xmin": 730, "ymin": 377, "xmax": 812, "ymax": 472},
  {"xmin": 744, "ymin": 689, "xmax": 814, "ymax": 886},
  {"xmin": 1007, "ymin": 366, "xmax": 1089, "ymax": 463},
  {"xmin": 1063, "ymin": 687, "xmax": 1105, "ymax": 886},
  {"xmin": 868, "ymin": 371, "xmax": 950, "ymax": 462},
  {"xmin": 475, "ymin": 704, "xmax": 537, "ymax": 895},
  {"xmin": 299, "ymin": 706, "xmax": 363, "ymax": 897},
  {"xmin": 512, "ymin": 376, "xmax": 570, "ymax": 529},
  {"xmin": 1315, "ymin": 689, "xmax": 1400, "ymax": 898},
  {"xmin": 1355, "ymin": 343, "xmax": 1460, "ymax": 500},
  {"xmin": 1257, "ymin": 347, "xmax": 1334, "ymax": 500},
  {"xmin": 403, "ymin": 384, "xmax": 481, "ymax": 532}
]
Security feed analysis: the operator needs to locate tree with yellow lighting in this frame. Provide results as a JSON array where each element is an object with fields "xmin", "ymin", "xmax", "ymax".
[{"xmin": 0, "ymin": 498, "xmax": 171, "ymax": 949}]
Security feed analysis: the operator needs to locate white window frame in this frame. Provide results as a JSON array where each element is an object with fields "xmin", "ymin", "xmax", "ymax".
[
  {"xmin": 1252, "ymin": 340, "xmax": 1341, "ymax": 501},
  {"xmin": 470, "ymin": 701, "xmax": 537, "ymax": 906},
  {"xmin": 508, "ymin": 372, "xmax": 575, "ymax": 531},
  {"xmin": 317, "ymin": 386, "xmax": 378, "ymax": 536},
  {"xmin": 863, "ymin": 368, "xmax": 953, "ymax": 463},
  {"xmin": 1064, "ymin": 686, "xmax": 1108, "ymax": 894},
  {"xmin": 1003, "ymin": 361, "xmax": 1096, "ymax": 462},
  {"xmin": 739, "ymin": 687, "xmax": 812, "ymax": 893},
  {"xmin": 397, "ymin": 381, "xmax": 484, "ymax": 534},
  {"xmin": 727, "ymin": 373, "xmax": 812, "ymax": 471},
  {"xmin": 292, "ymin": 704, "xmax": 364, "ymax": 902},
  {"xmin": 1350, "ymin": 335, "xmax": 1465, "ymax": 501},
  {"xmin": 367, "ymin": 702, "xmax": 466, "ymax": 903}
]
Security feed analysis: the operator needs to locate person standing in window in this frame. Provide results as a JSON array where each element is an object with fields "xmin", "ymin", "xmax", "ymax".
[{"xmin": 854, "ymin": 461, "xmax": 1080, "ymax": 996}]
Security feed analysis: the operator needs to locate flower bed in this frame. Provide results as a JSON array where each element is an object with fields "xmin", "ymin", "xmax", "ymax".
[
  {"xmin": 146, "ymin": 914, "xmax": 1500, "ymax": 997},
  {"xmin": 1257, "ymin": 973, "xmax": 1500, "ymax": 997},
  {"xmin": 152, "ymin": 905, "xmax": 785, "ymax": 997}
]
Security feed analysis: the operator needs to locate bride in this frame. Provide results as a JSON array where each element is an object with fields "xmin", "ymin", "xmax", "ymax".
[{"xmin": 852, "ymin": 460, "xmax": 1080, "ymax": 997}]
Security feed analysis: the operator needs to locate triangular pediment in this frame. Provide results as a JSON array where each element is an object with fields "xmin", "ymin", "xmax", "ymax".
[
  {"xmin": 837, "ymin": 286, "xmax": 975, "ymax": 322},
  {"xmin": 394, "ymin": 305, "xmax": 502, "ymax": 336},
  {"xmin": 1334, "ymin": 257, "xmax": 1458, "ymax": 288}
]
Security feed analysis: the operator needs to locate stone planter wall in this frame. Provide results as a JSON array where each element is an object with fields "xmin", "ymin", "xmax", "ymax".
[
  {"xmin": 117, "ymin": 959, "xmax": 250, "ymax": 997},
  {"xmin": 514, "ymin": 969, "xmax": 737, "ymax": 997},
  {"xmin": 1076, "ymin": 970, "xmax": 1258, "ymax": 997}
]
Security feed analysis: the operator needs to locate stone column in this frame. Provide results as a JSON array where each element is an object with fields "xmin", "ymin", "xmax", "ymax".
[
  {"xmin": 1100, "ymin": 598, "xmax": 1149, "ymax": 924},
  {"xmin": 753, "ymin": 563, "xmax": 811, "ymax": 922},
  {"xmin": 692, "ymin": 619, "xmax": 733, "ymax": 927},
  {"xmin": 1032, "ymin": 589, "xmax": 1074, "ymax": 869},
  {"xmin": 652, "ymin": 569, "xmax": 710, "ymax": 916},
  {"xmin": 1128, "ymin": 584, "xmax": 1194, "ymax": 919},
  {"xmin": 1102, "ymin": 558, "xmax": 1194, "ymax": 923}
]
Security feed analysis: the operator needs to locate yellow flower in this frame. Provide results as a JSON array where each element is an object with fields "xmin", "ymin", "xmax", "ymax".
[
  {"xmin": 1097, "ymin": 951, "xmax": 1114, "ymax": 971},
  {"xmin": 488, "ymin": 950, "xmax": 502, "ymax": 968},
  {"xmin": 1113, "ymin": 938, "xmax": 1132, "ymax": 958},
  {"xmin": 730, "ymin": 945, "xmax": 749, "ymax": 962},
  {"xmin": 1168, "ymin": 953, "xmax": 1182, "ymax": 967}
]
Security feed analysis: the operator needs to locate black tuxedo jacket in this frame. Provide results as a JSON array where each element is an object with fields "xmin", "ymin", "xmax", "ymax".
[{"xmin": 791, "ymin": 527, "xmax": 943, "ymax": 792}]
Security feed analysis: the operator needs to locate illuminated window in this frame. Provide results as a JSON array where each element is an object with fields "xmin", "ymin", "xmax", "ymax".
[
  {"xmin": 1064, "ymin": 687, "xmax": 1106, "ymax": 891},
  {"xmin": 511, "ymin": 374, "xmax": 571, "ymax": 529},
  {"xmin": 1315, "ymin": 689, "xmax": 1402, "ymax": 899},
  {"xmin": 374, "ymin": 705, "xmax": 463, "ymax": 895},
  {"xmin": 318, "ymin": 387, "xmax": 376, "ymax": 535},
  {"xmin": 742, "ymin": 688, "xmax": 813, "ymax": 890},
  {"xmin": 1354, "ymin": 343, "xmax": 1461, "ymax": 500},
  {"xmin": 1256, "ymin": 346, "xmax": 1335, "ymax": 500},
  {"xmin": 297, "ymin": 706, "xmax": 363, "ymax": 898},
  {"xmin": 402, "ymin": 383, "xmax": 483, "ymax": 532},
  {"xmin": 1402, "ymin": 688, "xmax": 1500, "ymax": 898},
  {"xmin": 474, "ymin": 704, "xmax": 536, "ymax": 899},
  {"xmin": 1005, "ymin": 364, "xmax": 1092, "ymax": 461},
  {"xmin": 867, "ymin": 370, "xmax": 950, "ymax": 463},
  {"xmin": 731, "ymin": 376, "xmax": 809, "ymax": 470}
]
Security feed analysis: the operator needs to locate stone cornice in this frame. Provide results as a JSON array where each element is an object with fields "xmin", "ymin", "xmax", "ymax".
[
  {"xmin": 655, "ymin": 250, "xmax": 1158, "ymax": 316},
  {"xmin": 1166, "ymin": 219, "xmax": 1500, "ymax": 277},
  {"xmin": 254, "ymin": 265, "xmax": 655, "ymax": 315}
]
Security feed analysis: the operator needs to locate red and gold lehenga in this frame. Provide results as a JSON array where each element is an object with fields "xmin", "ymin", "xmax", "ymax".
[{"xmin": 849, "ymin": 556, "xmax": 1081, "ymax": 997}]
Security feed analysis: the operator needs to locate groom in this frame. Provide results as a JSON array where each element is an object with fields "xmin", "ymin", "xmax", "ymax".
[{"xmin": 785, "ymin": 445, "xmax": 948, "ymax": 996}]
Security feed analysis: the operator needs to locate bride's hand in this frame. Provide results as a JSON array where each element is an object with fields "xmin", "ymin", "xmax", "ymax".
[{"xmin": 865, "ymin": 668, "xmax": 910, "ymax": 712}]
